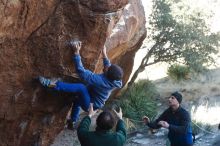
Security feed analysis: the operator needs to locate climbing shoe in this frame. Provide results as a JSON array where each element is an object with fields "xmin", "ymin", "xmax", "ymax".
[
  {"xmin": 65, "ymin": 119, "xmax": 77, "ymax": 130},
  {"xmin": 38, "ymin": 76, "xmax": 57, "ymax": 88}
]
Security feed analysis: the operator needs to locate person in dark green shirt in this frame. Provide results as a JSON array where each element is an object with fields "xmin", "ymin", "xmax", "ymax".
[{"xmin": 77, "ymin": 103, "xmax": 126, "ymax": 146}]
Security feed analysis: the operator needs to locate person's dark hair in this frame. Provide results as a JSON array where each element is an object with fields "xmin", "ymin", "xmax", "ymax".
[
  {"xmin": 96, "ymin": 111, "xmax": 115, "ymax": 131},
  {"xmin": 106, "ymin": 64, "xmax": 123, "ymax": 81}
]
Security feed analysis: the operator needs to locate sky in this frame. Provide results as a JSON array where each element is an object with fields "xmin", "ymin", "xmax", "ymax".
[{"xmin": 132, "ymin": 0, "xmax": 220, "ymax": 81}]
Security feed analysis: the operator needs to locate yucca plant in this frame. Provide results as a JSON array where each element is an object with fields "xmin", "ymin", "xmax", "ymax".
[
  {"xmin": 167, "ymin": 64, "xmax": 190, "ymax": 81},
  {"xmin": 118, "ymin": 80, "xmax": 158, "ymax": 125}
]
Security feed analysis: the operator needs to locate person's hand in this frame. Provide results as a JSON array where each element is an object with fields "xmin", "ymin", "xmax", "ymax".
[
  {"xmin": 102, "ymin": 45, "xmax": 108, "ymax": 58},
  {"xmin": 158, "ymin": 121, "xmax": 169, "ymax": 128},
  {"xmin": 113, "ymin": 107, "xmax": 123, "ymax": 119},
  {"xmin": 142, "ymin": 116, "xmax": 150, "ymax": 125},
  {"xmin": 88, "ymin": 103, "xmax": 98, "ymax": 118},
  {"xmin": 69, "ymin": 40, "xmax": 81, "ymax": 55},
  {"xmin": 74, "ymin": 41, "xmax": 81, "ymax": 55}
]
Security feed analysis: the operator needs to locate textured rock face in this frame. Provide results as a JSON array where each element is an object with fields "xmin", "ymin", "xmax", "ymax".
[{"xmin": 0, "ymin": 0, "xmax": 146, "ymax": 146}]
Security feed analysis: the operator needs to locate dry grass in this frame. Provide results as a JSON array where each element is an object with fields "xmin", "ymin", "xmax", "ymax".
[{"xmin": 154, "ymin": 68, "xmax": 220, "ymax": 102}]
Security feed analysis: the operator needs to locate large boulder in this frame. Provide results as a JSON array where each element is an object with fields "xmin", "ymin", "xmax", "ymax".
[{"xmin": 0, "ymin": 0, "xmax": 146, "ymax": 145}]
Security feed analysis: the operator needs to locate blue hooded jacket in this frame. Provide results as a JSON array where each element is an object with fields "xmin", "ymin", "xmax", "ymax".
[{"xmin": 73, "ymin": 54, "xmax": 123, "ymax": 108}]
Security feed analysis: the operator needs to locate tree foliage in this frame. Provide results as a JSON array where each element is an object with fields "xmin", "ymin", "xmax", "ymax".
[{"xmin": 128, "ymin": 0, "xmax": 220, "ymax": 86}]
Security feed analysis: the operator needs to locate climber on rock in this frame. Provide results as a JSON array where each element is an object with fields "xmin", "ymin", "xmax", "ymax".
[{"xmin": 38, "ymin": 40, "xmax": 123, "ymax": 129}]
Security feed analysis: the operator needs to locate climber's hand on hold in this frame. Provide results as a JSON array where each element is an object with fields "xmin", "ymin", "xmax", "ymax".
[
  {"xmin": 75, "ymin": 41, "xmax": 81, "ymax": 54},
  {"xmin": 68, "ymin": 39, "xmax": 81, "ymax": 55}
]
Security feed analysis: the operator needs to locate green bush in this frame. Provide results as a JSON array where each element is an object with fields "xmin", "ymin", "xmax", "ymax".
[
  {"xmin": 167, "ymin": 64, "xmax": 190, "ymax": 81},
  {"xmin": 118, "ymin": 80, "xmax": 158, "ymax": 124}
]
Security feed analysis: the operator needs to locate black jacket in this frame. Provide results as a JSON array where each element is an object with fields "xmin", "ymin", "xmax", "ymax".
[{"xmin": 148, "ymin": 107, "xmax": 193, "ymax": 146}]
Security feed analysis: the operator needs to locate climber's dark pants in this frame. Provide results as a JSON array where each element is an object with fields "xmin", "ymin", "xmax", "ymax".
[{"xmin": 54, "ymin": 81, "xmax": 98, "ymax": 122}]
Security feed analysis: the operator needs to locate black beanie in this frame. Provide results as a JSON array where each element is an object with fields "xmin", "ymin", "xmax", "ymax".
[
  {"xmin": 106, "ymin": 64, "xmax": 123, "ymax": 81},
  {"xmin": 171, "ymin": 92, "xmax": 182, "ymax": 104}
]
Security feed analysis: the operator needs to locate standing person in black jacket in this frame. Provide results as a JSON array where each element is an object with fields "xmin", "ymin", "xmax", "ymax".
[{"xmin": 143, "ymin": 92, "xmax": 193, "ymax": 146}]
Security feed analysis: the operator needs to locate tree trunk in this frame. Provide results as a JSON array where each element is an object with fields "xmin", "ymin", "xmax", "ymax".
[
  {"xmin": 127, "ymin": 65, "xmax": 145, "ymax": 87},
  {"xmin": 127, "ymin": 42, "xmax": 160, "ymax": 87}
]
